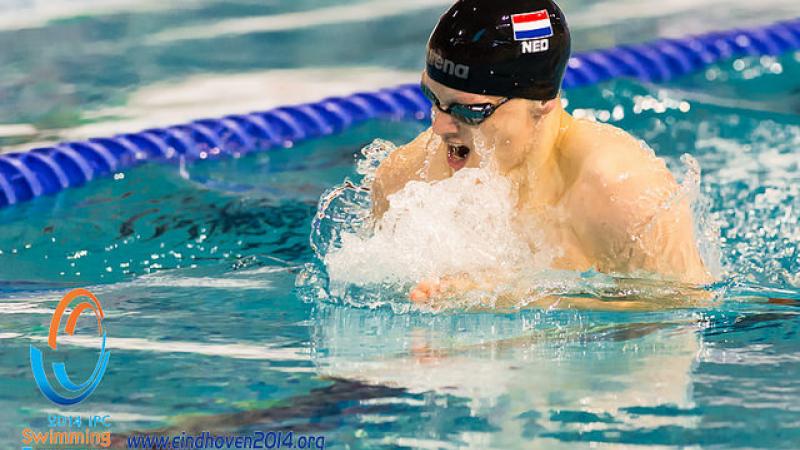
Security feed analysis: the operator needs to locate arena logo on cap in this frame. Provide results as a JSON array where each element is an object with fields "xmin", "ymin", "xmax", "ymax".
[
  {"xmin": 30, "ymin": 288, "xmax": 111, "ymax": 406},
  {"xmin": 427, "ymin": 49, "xmax": 470, "ymax": 79}
]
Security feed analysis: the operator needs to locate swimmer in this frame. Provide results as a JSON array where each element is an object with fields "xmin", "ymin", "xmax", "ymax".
[{"xmin": 370, "ymin": 0, "xmax": 714, "ymax": 303}]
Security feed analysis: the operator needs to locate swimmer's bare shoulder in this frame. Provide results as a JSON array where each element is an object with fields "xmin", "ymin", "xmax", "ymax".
[
  {"xmin": 372, "ymin": 128, "xmax": 439, "ymax": 218},
  {"xmin": 561, "ymin": 119, "xmax": 713, "ymax": 284}
]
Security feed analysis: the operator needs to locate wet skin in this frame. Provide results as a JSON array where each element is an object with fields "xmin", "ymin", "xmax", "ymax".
[{"xmin": 372, "ymin": 73, "xmax": 713, "ymax": 303}]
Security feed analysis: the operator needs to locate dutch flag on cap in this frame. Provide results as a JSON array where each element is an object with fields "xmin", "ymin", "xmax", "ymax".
[{"xmin": 511, "ymin": 9, "xmax": 554, "ymax": 41}]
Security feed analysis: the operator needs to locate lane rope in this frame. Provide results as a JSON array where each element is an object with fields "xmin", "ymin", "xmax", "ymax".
[{"xmin": 1, "ymin": 18, "xmax": 798, "ymax": 208}]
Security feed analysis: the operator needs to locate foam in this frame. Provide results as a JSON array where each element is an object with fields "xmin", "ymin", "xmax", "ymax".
[
  {"xmin": 325, "ymin": 166, "xmax": 552, "ymax": 289},
  {"xmin": 304, "ymin": 138, "xmax": 564, "ymax": 310},
  {"xmin": 302, "ymin": 131, "xmax": 722, "ymax": 310}
]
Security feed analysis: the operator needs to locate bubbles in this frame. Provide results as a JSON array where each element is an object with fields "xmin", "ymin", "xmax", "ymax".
[
  {"xmin": 298, "ymin": 133, "xmax": 722, "ymax": 312},
  {"xmin": 326, "ymin": 168, "xmax": 544, "ymax": 285},
  {"xmin": 310, "ymin": 125, "xmax": 588, "ymax": 310},
  {"xmin": 300, "ymin": 138, "xmax": 557, "ymax": 311}
]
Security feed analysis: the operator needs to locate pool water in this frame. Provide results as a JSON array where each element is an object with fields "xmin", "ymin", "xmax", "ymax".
[{"xmin": 2, "ymin": 1, "xmax": 800, "ymax": 449}]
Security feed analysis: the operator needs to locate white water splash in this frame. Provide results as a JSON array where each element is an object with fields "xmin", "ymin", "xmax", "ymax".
[
  {"xmin": 300, "ymin": 130, "xmax": 723, "ymax": 310},
  {"xmin": 301, "ymin": 138, "xmax": 564, "ymax": 309},
  {"xmin": 325, "ymin": 167, "xmax": 552, "ymax": 290}
]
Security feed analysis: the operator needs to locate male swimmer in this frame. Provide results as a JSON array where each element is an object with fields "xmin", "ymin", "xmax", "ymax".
[{"xmin": 370, "ymin": 0, "xmax": 713, "ymax": 303}]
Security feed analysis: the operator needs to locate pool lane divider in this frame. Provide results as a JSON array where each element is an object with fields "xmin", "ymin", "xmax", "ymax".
[{"xmin": 1, "ymin": 18, "xmax": 799, "ymax": 208}]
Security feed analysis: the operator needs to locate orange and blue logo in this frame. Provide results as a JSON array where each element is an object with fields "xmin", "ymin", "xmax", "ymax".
[{"xmin": 30, "ymin": 288, "xmax": 110, "ymax": 405}]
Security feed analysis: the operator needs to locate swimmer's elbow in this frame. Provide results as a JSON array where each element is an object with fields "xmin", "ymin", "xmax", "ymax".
[
  {"xmin": 681, "ymin": 265, "xmax": 715, "ymax": 285},
  {"xmin": 623, "ymin": 202, "xmax": 714, "ymax": 286}
]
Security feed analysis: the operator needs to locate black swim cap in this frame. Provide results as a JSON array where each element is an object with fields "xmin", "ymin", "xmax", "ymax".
[{"xmin": 426, "ymin": 0, "xmax": 571, "ymax": 101}]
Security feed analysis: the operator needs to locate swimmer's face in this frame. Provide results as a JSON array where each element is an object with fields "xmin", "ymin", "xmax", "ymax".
[{"xmin": 422, "ymin": 72, "xmax": 550, "ymax": 174}]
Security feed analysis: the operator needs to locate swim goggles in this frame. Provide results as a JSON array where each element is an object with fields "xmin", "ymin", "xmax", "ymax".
[{"xmin": 420, "ymin": 83, "xmax": 510, "ymax": 126}]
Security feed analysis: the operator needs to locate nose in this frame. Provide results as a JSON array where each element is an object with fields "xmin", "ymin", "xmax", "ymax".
[{"xmin": 431, "ymin": 108, "xmax": 460, "ymax": 137}]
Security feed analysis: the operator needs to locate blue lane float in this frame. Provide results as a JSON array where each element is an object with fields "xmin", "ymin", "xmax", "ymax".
[{"xmin": 1, "ymin": 18, "xmax": 799, "ymax": 208}]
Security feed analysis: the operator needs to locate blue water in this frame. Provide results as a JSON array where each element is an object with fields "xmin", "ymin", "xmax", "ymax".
[{"xmin": 2, "ymin": 1, "xmax": 800, "ymax": 449}]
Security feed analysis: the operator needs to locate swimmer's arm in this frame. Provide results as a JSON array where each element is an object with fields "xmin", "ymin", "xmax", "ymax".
[
  {"xmin": 574, "ymin": 148, "xmax": 714, "ymax": 285},
  {"xmin": 372, "ymin": 129, "xmax": 436, "ymax": 219},
  {"xmin": 409, "ymin": 274, "xmax": 713, "ymax": 310}
]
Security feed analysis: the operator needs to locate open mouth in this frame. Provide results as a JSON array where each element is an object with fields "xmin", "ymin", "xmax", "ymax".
[{"xmin": 447, "ymin": 144, "xmax": 471, "ymax": 171}]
